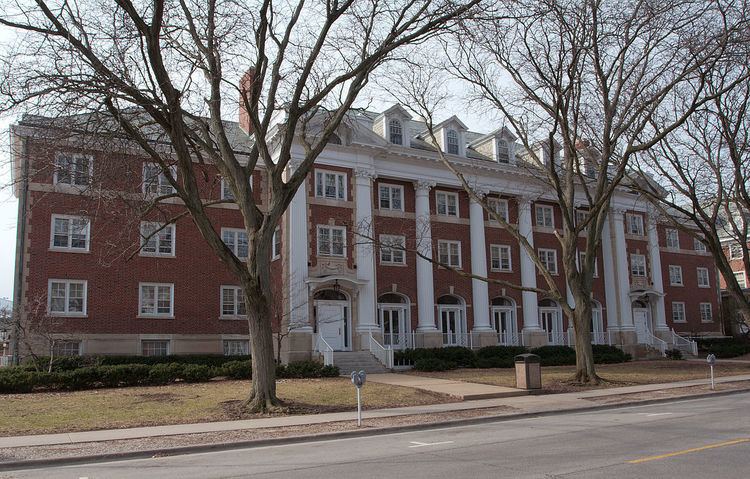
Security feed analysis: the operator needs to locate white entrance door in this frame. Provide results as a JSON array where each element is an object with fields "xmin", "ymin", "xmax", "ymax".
[
  {"xmin": 591, "ymin": 308, "xmax": 604, "ymax": 344},
  {"xmin": 317, "ymin": 301, "xmax": 346, "ymax": 350},
  {"xmin": 440, "ymin": 307, "xmax": 464, "ymax": 346},
  {"xmin": 540, "ymin": 308, "xmax": 563, "ymax": 344},
  {"xmin": 380, "ymin": 307, "xmax": 407, "ymax": 349},
  {"xmin": 492, "ymin": 307, "xmax": 517, "ymax": 345},
  {"xmin": 633, "ymin": 308, "xmax": 650, "ymax": 343}
]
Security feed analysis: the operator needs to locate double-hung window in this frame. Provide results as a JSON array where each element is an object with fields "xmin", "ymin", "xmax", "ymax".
[
  {"xmin": 315, "ymin": 170, "xmax": 346, "ymax": 200},
  {"xmin": 48, "ymin": 279, "xmax": 87, "ymax": 316},
  {"xmin": 729, "ymin": 243, "xmax": 743, "ymax": 260},
  {"xmin": 536, "ymin": 205, "xmax": 554, "ymax": 228},
  {"xmin": 579, "ymin": 252, "xmax": 598, "ymax": 277},
  {"xmin": 436, "ymin": 191, "xmax": 458, "ymax": 217},
  {"xmin": 222, "ymin": 228, "xmax": 249, "ymax": 259},
  {"xmin": 221, "ymin": 175, "xmax": 253, "ymax": 201},
  {"xmin": 139, "ymin": 283, "xmax": 174, "ymax": 317},
  {"xmin": 666, "ymin": 229, "xmax": 680, "ymax": 249},
  {"xmin": 487, "ymin": 198, "xmax": 509, "ymax": 222},
  {"xmin": 142, "ymin": 340, "xmax": 170, "ymax": 356},
  {"xmin": 53, "ymin": 341, "xmax": 81, "ymax": 357},
  {"xmin": 700, "ymin": 303, "xmax": 713, "ymax": 322},
  {"xmin": 380, "ymin": 235, "xmax": 405, "ymax": 265},
  {"xmin": 221, "ymin": 286, "xmax": 247, "ymax": 318},
  {"xmin": 575, "ymin": 209, "xmax": 589, "ymax": 228},
  {"xmin": 379, "ymin": 184, "xmax": 404, "ymax": 211},
  {"xmin": 630, "ymin": 254, "xmax": 646, "ymax": 277},
  {"xmin": 50, "ymin": 215, "xmax": 90, "ymax": 252},
  {"xmin": 538, "ymin": 248, "xmax": 558, "ymax": 275},
  {"xmin": 389, "ymin": 119, "xmax": 403, "ymax": 145},
  {"xmin": 317, "ymin": 225, "xmax": 346, "ymax": 257},
  {"xmin": 697, "ymin": 267, "xmax": 710, "ymax": 288},
  {"xmin": 54, "ymin": 153, "xmax": 92, "ymax": 186},
  {"xmin": 694, "ymin": 237, "xmax": 707, "ymax": 252},
  {"xmin": 668, "ymin": 265, "xmax": 683, "ymax": 286},
  {"xmin": 626, "ymin": 213, "xmax": 644, "ymax": 236},
  {"xmin": 490, "ymin": 245, "xmax": 512, "ymax": 272},
  {"xmin": 672, "ymin": 302, "xmax": 686, "ymax": 322},
  {"xmin": 734, "ymin": 271, "xmax": 747, "ymax": 288},
  {"xmin": 272, "ymin": 228, "xmax": 281, "ymax": 260},
  {"xmin": 223, "ymin": 340, "xmax": 250, "ymax": 356},
  {"xmin": 446, "ymin": 129, "xmax": 459, "ymax": 155},
  {"xmin": 438, "ymin": 240, "xmax": 461, "ymax": 267},
  {"xmin": 140, "ymin": 222, "xmax": 175, "ymax": 257},
  {"xmin": 496, "ymin": 139, "xmax": 510, "ymax": 163},
  {"xmin": 143, "ymin": 163, "xmax": 176, "ymax": 196}
]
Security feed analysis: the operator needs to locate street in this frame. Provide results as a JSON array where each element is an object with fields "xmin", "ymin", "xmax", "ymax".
[{"xmin": 6, "ymin": 392, "xmax": 750, "ymax": 478}]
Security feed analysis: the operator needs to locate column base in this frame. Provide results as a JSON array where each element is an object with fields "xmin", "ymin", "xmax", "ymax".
[
  {"xmin": 280, "ymin": 330, "xmax": 313, "ymax": 364},
  {"xmin": 355, "ymin": 331, "xmax": 383, "ymax": 351},
  {"xmin": 414, "ymin": 331, "xmax": 443, "ymax": 348},
  {"xmin": 522, "ymin": 330, "xmax": 548, "ymax": 348},
  {"xmin": 474, "ymin": 331, "xmax": 500, "ymax": 348}
]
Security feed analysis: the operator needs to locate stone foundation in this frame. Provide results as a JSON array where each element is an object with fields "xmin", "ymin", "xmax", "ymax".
[{"xmin": 522, "ymin": 330, "xmax": 548, "ymax": 348}]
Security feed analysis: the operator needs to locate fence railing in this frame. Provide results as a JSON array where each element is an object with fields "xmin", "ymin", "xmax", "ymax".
[
  {"xmin": 369, "ymin": 331, "xmax": 394, "ymax": 369},
  {"xmin": 314, "ymin": 334, "xmax": 334, "ymax": 367},
  {"xmin": 643, "ymin": 331, "xmax": 668, "ymax": 357},
  {"xmin": 566, "ymin": 329, "xmax": 611, "ymax": 347},
  {"xmin": 0, "ymin": 355, "xmax": 11, "ymax": 368},
  {"xmin": 671, "ymin": 329, "xmax": 698, "ymax": 356},
  {"xmin": 382, "ymin": 332, "xmax": 410, "ymax": 350},
  {"xmin": 498, "ymin": 332, "xmax": 521, "ymax": 346},
  {"xmin": 548, "ymin": 331, "xmax": 568, "ymax": 346}
]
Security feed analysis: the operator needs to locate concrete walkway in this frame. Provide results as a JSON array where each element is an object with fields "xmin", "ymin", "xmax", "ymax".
[
  {"xmin": 2, "ymin": 373, "xmax": 749, "ymax": 450},
  {"xmin": 367, "ymin": 373, "xmax": 529, "ymax": 400}
]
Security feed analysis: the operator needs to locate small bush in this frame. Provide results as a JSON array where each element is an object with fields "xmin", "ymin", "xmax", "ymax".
[
  {"xmin": 665, "ymin": 349, "xmax": 684, "ymax": 360},
  {"xmin": 414, "ymin": 358, "xmax": 457, "ymax": 372},
  {"xmin": 698, "ymin": 338, "xmax": 750, "ymax": 358},
  {"xmin": 220, "ymin": 360, "xmax": 252, "ymax": 379},
  {"xmin": 530, "ymin": 345, "xmax": 577, "ymax": 366},
  {"xmin": 592, "ymin": 345, "xmax": 631, "ymax": 364},
  {"xmin": 475, "ymin": 346, "xmax": 528, "ymax": 368},
  {"xmin": 99, "ymin": 364, "xmax": 151, "ymax": 387},
  {"xmin": 180, "ymin": 364, "xmax": 213, "ymax": 383},
  {"xmin": 0, "ymin": 369, "xmax": 39, "ymax": 393},
  {"xmin": 278, "ymin": 360, "xmax": 339, "ymax": 378}
]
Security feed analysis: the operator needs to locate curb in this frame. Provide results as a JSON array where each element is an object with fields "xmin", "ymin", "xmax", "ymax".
[{"xmin": 2, "ymin": 386, "xmax": 749, "ymax": 472}]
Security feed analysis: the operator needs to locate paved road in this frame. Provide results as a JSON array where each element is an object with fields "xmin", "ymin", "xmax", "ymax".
[{"xmin": 7, "ymin": 392, "xmax": 750, "ymax": 478}]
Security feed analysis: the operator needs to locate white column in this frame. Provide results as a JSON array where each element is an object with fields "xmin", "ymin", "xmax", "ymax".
[
  {"xmin": 519, "ymin": 197, "xmax": 541, "ymax": 332},
  {"xmin": 647, "ymin": 212, "xmax": 668, "ymax": 331},
  {"xmin": 470, "ymin": 194, "xmax": 492, "ymax": 331},
  {"xmin": 355, "ymin": 168, "xmax": 378, "ymax": 332},
  {"xmin": 612, "ymin": 208, "xmax": 634, "ymax": 331},
  {"xmin": 601, "ymin": 215, "xmax": 620, "ymax": 332},
  {"xmin": 288, "ymin": 162, "xmax": 310, "ymax": 331},
  {"xmin": 415, "ymin": 180, "xmax": 437, "ymax": 331}
]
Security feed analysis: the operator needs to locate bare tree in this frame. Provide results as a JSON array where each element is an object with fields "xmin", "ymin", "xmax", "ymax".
[
  {"xmin": 633, "ymin": 69, "xmax": 750, "ymax": 335},
  {"xmin": 387, "ymin": 0, "xmax": 749, "ymax": 383},
  {"xmin": 0, "ymin": 0, "xmax": 481, "ymax": 411}
]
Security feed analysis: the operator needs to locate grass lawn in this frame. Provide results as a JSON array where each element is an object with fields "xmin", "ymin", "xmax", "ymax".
[
  {"xmin": 406, "ymin": 360, "xmax": 750, "ymax": 393},
  {"xmin": 0, "ymin": 378, "xmax": 449, "ymax": 436}
]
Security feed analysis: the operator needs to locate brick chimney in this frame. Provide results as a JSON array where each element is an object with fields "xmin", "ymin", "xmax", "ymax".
[{"xmin": 238, "ymin": 69, "xmax": 255, "ymax": 134}]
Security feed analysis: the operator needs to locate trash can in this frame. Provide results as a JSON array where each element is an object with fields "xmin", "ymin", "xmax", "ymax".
[{"xmin": 515, "ymin": 353, "xmax": 541, "ymax": 390}]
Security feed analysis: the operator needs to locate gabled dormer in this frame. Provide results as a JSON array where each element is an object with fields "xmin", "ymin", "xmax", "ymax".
[
  {"xmin": 469, "ymin": 126, "xmax": 517, "ymax": 164},
  {"xmin": 525, "ymin": 138, "xmax": 561, "ymax": 168},
  {"xmin": 421, "ymin": 115, "xmax": 468, "ymax": 157},
  {"xmin": 373, "ymin": 104, "xmax": 412, "ymax": 146}
]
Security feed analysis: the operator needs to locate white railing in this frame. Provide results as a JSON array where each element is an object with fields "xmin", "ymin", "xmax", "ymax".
[
  {"xmin": 443, "ymin": 332, "xmax": 480, "ymax": 349},
  {"xmin": 498, "ymin": 332, "xmax": 521, "ymax": 346},
  {"xmin": 314, "ymin": 334, "xmax": 334, "ymax": 367},
  {"xmin": 382, "ymin": 332, "xmax": 410, "ymax": 350},
  {"xmin": 566, "ymin": 329, "xmax": 612, "ymax": 347},
  {"xmin": 642, "ymin": 331, "xmax": 668, "ymax": 357},
  {"xmin": 0, "ymin": 355, "xmax": 11, "ymax": 367},
  {"xmin": 548, "ymin": 331, "xmax": 567, "ymax": 346},
  {"xmin": 368, "ymin": 331, "xmax": 394, "ymax": 369},
  {"xmin": 671, "ymin": 329, "xmax": 698, "ymax": 356}
]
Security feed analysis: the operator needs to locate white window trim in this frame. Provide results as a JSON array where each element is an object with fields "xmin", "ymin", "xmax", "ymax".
[
  {"xmin": 538, "ymin": 248, "xmax": 558, "ymax": 275},
  {"xmin": 272, "ymin": 227, "xmax": 281, "ymax": 260},
  {"xmin": 139, "ymin": 222, "xmax": 176, "ymax": 258},
  {"xmin": 490, "ymin": 244, "xmax": 512, "ymax": 272},
  {"xmin": 438, "ymin": 240, "xmax": 462, "ymax": 268},
  {"xmin": 142, "ymin": 163, "xmax": 177, "ymax": 196},
  {"xmin": 700, "ymin": 303, "xmax": 713, "ymax": 323},
  {"xmin": 138, "ymin": 282, "xmax": 175, "ymax": 318},
  {"xmin": 378, "ymin": 183, "xmax": 404, "ymax": 211},
  {"xmin": 223, "ymin": 339, "xmax": 250, "ymax": 356},
  {"xmin": 220, "ymin": 285, "xmax": 247, "ymax": 319},
  {"xmin": 314, "ymin": 169, "xmax": 347, "ymax": 200},
  {"xmin": 379, "ymin": 234, "xmax": 406, "ymax": 265},
  {"xmin": 672, "ymin": 302, "xmax": 687, "ymax": 323},
  {"xmin": 47, "ymin": 279, "xmax": 88, "ymax": 317},
  {"xmin": 141, "ymin": 339, "xmax": 171, "ymax": 357},
  {"xmin": 317, "ymin": 225, "xmax": 347, "ymax": 257},
  {"xmin": 694, "ymin": 237, "xmax": 707, "ymax": 252},
  {"xmin": 729, "ymin": 243, "xmax": 743, "ymax": 260},
  {"xmin": 49, "ymin": 214, "xmax": 91, "ymax": 253},
  {"xmin": 435, "ymin": 191, "xmax": 459, "ymax": 217},
  {"xmin": 536, "ymin": 205, "xmax": 555, "ymax": 228},
  {"xmin": 488, "ymin": 198, "xmax": 510, "ymax": 223},
  {"xmin": 221, "ymin": 227, "xmax": 249, "ymax": 259},
  {"xmin": 53, "ymin": 152, "xmax": 93, "ymax": 186},
  {"xmin": 697, "ymin": 267, "xmax": 710, "ymax": 288},
  {"xmin": 578, "ymin": 251, "xmax": 598, "ymax": 277},
  {"xmin": 388, "ymin": 118, "xmax": 403, "ymax": 146},
  {"xmin": 666, "ymin": 228, "xmax": 680, "ymax": 250},
  {"xmin": 668, "ymin": 265, "xmax": 684, "ymax": 286},
  {"xmin": 630, "ymin": 254, "xmax": 647, "ymax": 277},
  {"xmin": 734, "ymin": 271, "xmax": 747, "ymax": 289},
  {"xmin": 221, "ymin": 175, "xmax": 253, "ymax": 201},
  {"xmin": 626, "ymin": 213, "xmax": 645, "ymax": 236}
]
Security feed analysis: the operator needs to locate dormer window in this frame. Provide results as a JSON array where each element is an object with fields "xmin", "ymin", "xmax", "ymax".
[
  {"xmin": 447, "ymin": 129, "xmax": 459, "ymax": 155},
  {"xmin": 497, "ymin": 139, "xmax": 510, "ymax": 163},
  {"xmin": 389, "ymin": 119, "xmax": 403, "ymax": 145}
]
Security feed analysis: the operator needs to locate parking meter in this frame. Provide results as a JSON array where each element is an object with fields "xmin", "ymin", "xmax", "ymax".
[
  {"xmin": 351, "ymin": 370, "xmax": 366, "ymax": 426},
  {"xmin": 707, "ymin": 354, "xmax": 716, "ymax": 390}
]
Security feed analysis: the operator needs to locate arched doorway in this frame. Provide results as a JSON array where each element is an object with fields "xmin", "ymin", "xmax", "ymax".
[
  {"xmin": 314, "ymin": 289, "xmax": 351, "ymax": 351},
  {"xmin": 539, "ymin": 298, "xmax": 564, "ymax": 345},
  {"xmin": 437, "ymin": 295, "xmax": 467, "ymax": 346},
  {"xmin": 591, "ymin": 300, "xmax": 604, "ymax": 344},
  {"xmin": 377, "ymin": 293, "xmax": 410, "ymax": 349},
  {"xmin": 632, "ymin": 299, "xmax": 651, "ymax": 344},
  {"xmin": 491, "ymin": 297, "xmax": 518, "ymax": 345}
]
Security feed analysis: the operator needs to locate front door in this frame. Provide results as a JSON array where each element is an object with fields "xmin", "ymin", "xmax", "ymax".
[
  {"xmin": 540, "ymin": 308, "xmax": 563, "ymax": 344},
  {"xmin": 380, "ymin": 307, "xmax": 407, "ymax": 349},
  {"xmin": 492, "ymin": 308, "xmax": 517, "ymax": 345},
  {"xmin": 633, "ymin": 308, "xmax": 650, "ymax": 343},
  {"xmin": 440, "ymin": 308, "xmax": 463, "ymax": 346},
  {"xmin": 591, "ymin": 309, "xmax": 604, "ymax": 344},
  {"xmin": 317, "ymin": 301, "xmax": 346, "ymax": 350}
]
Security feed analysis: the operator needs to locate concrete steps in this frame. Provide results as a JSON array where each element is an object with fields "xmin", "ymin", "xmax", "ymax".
[{"xmin": 333, "ymin": 351, "xmax": 389, "ymax": 375}]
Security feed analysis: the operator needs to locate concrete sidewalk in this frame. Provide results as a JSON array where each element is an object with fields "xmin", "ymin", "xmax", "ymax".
[
  {"xmin": 3, "ymin": 373, "xmax": 749, "ymax": 450},
  {"xmin": 367, "ymin": 373, "xmax": 529, "ymax": 400}
]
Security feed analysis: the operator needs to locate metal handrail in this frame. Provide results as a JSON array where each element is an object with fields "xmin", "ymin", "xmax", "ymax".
[
  {"xmin": 368, "ymin": 331, "xmax": 393, "ymax": 369},
  {"xmin": 315, "ymin": 334, "xmax": 334, "ymax": 366},
  {"xmin": 644, "ymin": 330, "xmax": 668, "ymax": 356},
  {"xmin": 671, "ymin": 329, "xmax": 698, "ymax": 356}
]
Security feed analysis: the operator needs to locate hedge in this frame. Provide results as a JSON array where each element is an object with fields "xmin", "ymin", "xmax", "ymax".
[
  {"xmin": 22, "ymin": 354, "xmax": 253, "ymax": 372},
  {"xmin": 697, "ymin": 338, "xmax": 750, "ymax": 358},
  {"xmin": 0, "ymin": 360, "xmax": 339, "ymax": 394},
  {"xmin": 407, "ymin": 344, "xmax": 630, "ymax": 371}
]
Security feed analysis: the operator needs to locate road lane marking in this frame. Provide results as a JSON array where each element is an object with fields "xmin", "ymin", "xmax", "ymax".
[
  {"xmin": 628, "ymin": 438, "xmax": 750, "ymax": 464},
  {"xmin": 409, "ymin": 441, "xmax": 454, "ymax": 448},
  {"xmin": 638, "ymin": 413, "xmax": 674, "ymax": 417}
]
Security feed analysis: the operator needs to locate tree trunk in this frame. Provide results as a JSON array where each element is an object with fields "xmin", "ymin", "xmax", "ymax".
[
  {"xmin": 570, "ymin": 298, "xmax": 600, "ymax": 384},
  {"xmin": 244, "ymin": 282, "xmax": 282, "ymax": 413}
]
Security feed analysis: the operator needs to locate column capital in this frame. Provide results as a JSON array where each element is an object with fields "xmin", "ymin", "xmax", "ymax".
[
  {"xmin": 471, "ymin": 186, "xmax": 491, "ymax": 199},
  {"xmin": 354, "ymin": 168, "xmax": 377, "ymax": 181},
  {"xmin": 611, "ymin": 207, "xmax": 628, "ymax": 217},
  {"xmin": 414, "ymin": 180, "xmax": 436, "ymax": 193}
]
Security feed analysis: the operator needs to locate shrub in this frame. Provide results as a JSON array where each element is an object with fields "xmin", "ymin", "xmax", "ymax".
[
  {"xmin": 592, "ymin": 345, "xmax": 631, "ymax": 364},
  {"xmin": 665, "ymin": 348, "xmax": 683, "ymax": 360},
  {"xmin": 394, "ymin": 347, "xmax": 475, "ymax": 368},
  {"xmin": 0, "ymin": 369, "xmax": 39, "ymax": 393},
  {"xmin": 278, "ymin": 360, "xmax": 339, "ymax": 378},
  {"xmin": 698, "ymin": 338, "xmax": 750, "ymax": 358},
  {"xmin": 62, "ymin": 367, "xmax": 102, "ymax": 390},
  {"xmin": 99, "ymin": 364, "xmax": 151, "ymax": 387},
  {"xmin": 414, "ymin": 357, "xmax": 456, "ymax": 372},
  {"xmin": 147, "ymin": 363, "xmax": 182, "ymax": 385},
  {"xmin": 530, "ymin": 345, "xmax": 577, "ymax": 366},
  {"xmin": 180, "ymin": 364, "xmax": 213, "ymax": 383},
  {"xmin": 220, "ymin": 360, "xmax": 252, "ymax": 379},
  {"xmin": 475, "ymin": 346, "xmax": 528, "ymax": 368}
]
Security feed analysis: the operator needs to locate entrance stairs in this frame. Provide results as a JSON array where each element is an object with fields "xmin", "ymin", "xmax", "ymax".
[{"xmin": 333, "ymin": 351, "xmax": 390, "ymax": 375}]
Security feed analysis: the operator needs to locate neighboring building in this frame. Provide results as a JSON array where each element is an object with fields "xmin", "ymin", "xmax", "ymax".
[{"xmin": 9, "ymin": 99, "xmax": 722, "ymax": 362}]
